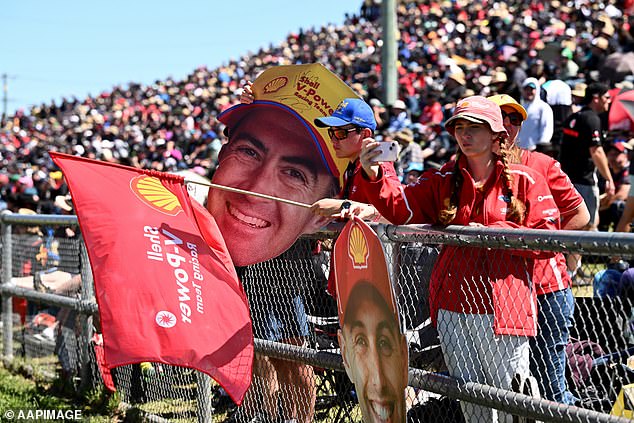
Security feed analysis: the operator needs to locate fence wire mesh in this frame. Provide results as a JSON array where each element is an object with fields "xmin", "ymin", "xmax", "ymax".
[{"xmin": 2, "ymin": 215, "xmax": 634, "ymax": 422}]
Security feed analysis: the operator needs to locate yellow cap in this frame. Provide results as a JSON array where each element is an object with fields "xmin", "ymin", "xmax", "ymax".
[
  {"xmin": 488, "ymin": 94, "xmax": 528, "ymax": 121},
  {"xmin": 218, "ymin": 64, "xmax": 357, "ymax": 187}
]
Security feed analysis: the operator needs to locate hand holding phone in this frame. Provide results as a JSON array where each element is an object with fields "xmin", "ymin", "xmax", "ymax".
[{"xmin": 373, "ymin": 141, "xmax": 399, "ymax": 162}]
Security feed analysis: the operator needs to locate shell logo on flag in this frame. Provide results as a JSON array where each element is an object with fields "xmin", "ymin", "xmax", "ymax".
[
  {"xmin": 131, "ymin": 175, "xmax": 183, "ymax": 216},
  {"xmin": 263, "ymin": 77, "xmax": 288, "ymax": 94},
  {"xmin": 348, "ymin": 223, "xmax": 369, "ymax": 269}
]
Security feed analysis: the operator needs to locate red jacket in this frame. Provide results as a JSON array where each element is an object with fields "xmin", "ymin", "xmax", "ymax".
[
  {"xmin": 521, "ymin": 150, "xmax": 584, "ymax": 295},
  {"xmin": 342, "ymin": 158, "xmax": 399, "ymax": 203},
  {"xmin": 361, "ymin": 156, "xmax": 560, "ymax": 336}
]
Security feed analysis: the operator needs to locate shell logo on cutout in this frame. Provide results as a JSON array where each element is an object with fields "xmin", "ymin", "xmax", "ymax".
[
  {"xmin": 130, "ymin": 175, "xmax": 183, "ymax": 216},
  {"xmin": 348, "ymin": 223, "xmax": 369, "ymax": 269},
  {"xmin": 263, "ymin": 77, "xmax": 288, "ymax": 94}
]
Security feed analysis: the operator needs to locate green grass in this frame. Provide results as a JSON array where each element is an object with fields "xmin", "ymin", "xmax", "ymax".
[{"xmin": 0, "ymin": 363, "xmax": 117, "ymax": 421}]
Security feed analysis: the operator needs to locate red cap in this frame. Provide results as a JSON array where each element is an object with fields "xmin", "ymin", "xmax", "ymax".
[{"xmin": 333, "ymin": 217, "xmax": 399, "ymax": 326}]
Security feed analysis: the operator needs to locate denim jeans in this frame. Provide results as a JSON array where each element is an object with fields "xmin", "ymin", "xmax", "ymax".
[{"xmin": 530, "ymin": 288, "xmax": 576, "ymax": 404}]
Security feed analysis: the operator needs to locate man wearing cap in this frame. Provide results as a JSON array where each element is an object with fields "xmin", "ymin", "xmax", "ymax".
[
  {"xmin": 518, "ymin": 77, "xmax": 555, "ymax": 153},
  {"xmin": 334, "ymin": 219, "xmax": 408, "ymax": 423},
  {"xmin": 559, "ymin": 82, "xmax": 614, "ymax": 233},
  {"xmin": 308, "ymin": 98, "xmax": 400, "ymax": 220},
  {"xmin": 490, "ymin": 94, "xmax": 589, "ymax": 405}
]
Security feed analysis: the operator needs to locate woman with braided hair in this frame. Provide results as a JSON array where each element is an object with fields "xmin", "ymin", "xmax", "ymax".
[{"xmin": 345, "ymin": 96, "xmax": 561, "ymax": 422}]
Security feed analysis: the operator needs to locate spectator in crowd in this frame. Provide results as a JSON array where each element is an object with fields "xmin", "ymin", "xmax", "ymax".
[
  {"xmin": 517, "ymin": 78, "xmax": 554, "ymax": 153},
  {"xmin": 213, "ymin": 64, "xmax": 361, "ymax": 423},
  {"xmin": 503, "ymin": 56, "xmax": 527, "ymax": 101},
  {"xmin": 402, "ymin": 162, "xmax": 424, "ymax": 185},
  {"xmin": 586, "ymin": 36, "xmax": 610, "ymax": 72},
  {"xmin": 559, "ymin": 83, "xmax": 614, "ymax": 231},
  {"xmin": 442, "ymin": 72, "xmax": 467, "ymax": 112},
  {"xmin": 349, "ymin": 96, "xmax": 561, "ymax": 422},
  {"xmin": 369, "ymin": 98, "xmax": 388, "ymax": 131},
  {"xmin": 559, "ymin": 48, "xmax": 579, "ymax": 81},
  {"xmin": 236, "ymin": 243, "xmax": 317, "ymax": 423},
  {"xmin": 489, "ymin": 93, "xmax": 589, "ymax": 405},
  {"xmin": 393, "ymin": 128, "xmax": 424, "ymax": 182},
  {"xmin": 598, "ymin": 141, "xmax": 631, "ymax": 232},
  {"xmin": 570, "ymin": 83, "xmax": 587, "ymax": 113},
  {"xmin": 418, "ymin": 91, "xmax": 444, "ymax": 128},
  {"xmin": 309, "ymin": 98, "xmax": 399, "ymax": 221},
  {"xmin": 616, "ymin": 140, "xmax": 634, "ymax": 234},
  {"xmin": 559, "ymin": 82, "xmax": 614, "ymax": 278},
  {"xmin": 386, "ymin": 99, "xmax": 412, "ymax": 133},
  {"xmin": 543, "ymin": 79, "xmax": 574, "ymax": 158}
]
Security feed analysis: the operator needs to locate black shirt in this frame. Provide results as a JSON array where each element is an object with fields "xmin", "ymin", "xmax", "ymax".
[{"xmin": 559, "ymin": 107, "xmax": 603, "ymax": 186}]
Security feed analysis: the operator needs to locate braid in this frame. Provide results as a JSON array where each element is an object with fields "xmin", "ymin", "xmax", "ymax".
[
  {"xmin": 439, "ymin": 150, "xmax": 463, "ymax": 224},
  {"xmin": 507, "ymin": 142, "xmax": 522, "ymax": 165},
  {"xmin": 498, "ymin": 136, "xmax": 526, "ymax": 224}
]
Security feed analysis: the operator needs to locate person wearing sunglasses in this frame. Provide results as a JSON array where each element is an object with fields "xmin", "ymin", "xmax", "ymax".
[
  {"xmin": 490, "ymin": 94, "xmax": 590, "ymax": 406},
  {"xmin": 309, "ymin": 98, "xmax": 400, "ymax": 220}
]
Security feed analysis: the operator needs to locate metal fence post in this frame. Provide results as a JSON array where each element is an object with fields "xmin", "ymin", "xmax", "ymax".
[
  {"xmin": 79, "ymin": 237, "xmax": 95, "ymax": 392},
  {"xmin": 1, "ymin": 213, "xmax": 13, "ymax": 361},
  {"xmin": 196, "ymin": 372, "xmax": 213, "ymax": 423}
]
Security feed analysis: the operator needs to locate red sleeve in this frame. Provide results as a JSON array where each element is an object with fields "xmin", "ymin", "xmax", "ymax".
[
  {"xmin": 361, "ymin": 167, "xmax": 444, "ymax": 225},
  {"xmin": 525, "ymin": 152, "xmax": 583, "ymax": 217}
]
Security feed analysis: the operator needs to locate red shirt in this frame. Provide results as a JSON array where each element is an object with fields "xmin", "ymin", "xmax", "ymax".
[
  {"xmin": 521, "ymin": 150, "xmax": 584, "ymax": 295},
  {"xmin": 359, "ymin": 156, "xmax": 560, "ymax": 336}
]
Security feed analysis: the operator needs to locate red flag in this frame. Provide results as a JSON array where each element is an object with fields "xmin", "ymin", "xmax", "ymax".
[{"xmin": 50, "ymin": 152, "xmax": 253, "ymax": 404}]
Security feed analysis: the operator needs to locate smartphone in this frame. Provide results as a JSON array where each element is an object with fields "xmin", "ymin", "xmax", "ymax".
[{"xmin": 373, "ymin": 141, "xmax": 399, "ymax": 162}]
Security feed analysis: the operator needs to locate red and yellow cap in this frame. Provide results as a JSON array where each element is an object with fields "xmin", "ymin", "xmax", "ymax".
[{"xmin": 218, "ymin": 64, "xmax": 357, "ymax": 187}]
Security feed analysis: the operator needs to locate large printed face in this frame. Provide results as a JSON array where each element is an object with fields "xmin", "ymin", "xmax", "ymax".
[
  {"xmin": 207, "ymin": 108, "xmax": 335, "ymax": 266},
  {"xmin": 338, "ymin": 286, "xmax": 408, "ymax": 423}
]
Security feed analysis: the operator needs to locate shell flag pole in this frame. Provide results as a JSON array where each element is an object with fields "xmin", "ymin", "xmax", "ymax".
[{"xmin": 49, "ymin": 152, "xmax": 253, "ymax": 405}]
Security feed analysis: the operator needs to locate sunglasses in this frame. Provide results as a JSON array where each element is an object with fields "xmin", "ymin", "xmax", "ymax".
[
  {"xmin": 501, "ymin": 111, "xmax": 524, "ymax": 126},
  {"xmin": 328, "ymin": 127, "xmax": 360, "ymax": 141}
]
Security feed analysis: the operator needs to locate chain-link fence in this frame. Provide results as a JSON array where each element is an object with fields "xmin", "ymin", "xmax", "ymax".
[{"xmin": 2, "ymin": 213, "xmax": 634, "ymax": 422}]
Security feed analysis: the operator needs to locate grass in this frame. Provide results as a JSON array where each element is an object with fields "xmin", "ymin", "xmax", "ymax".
[{"xmin": 0, "ymin": 363, "xmax": 118, "ymax": 421}]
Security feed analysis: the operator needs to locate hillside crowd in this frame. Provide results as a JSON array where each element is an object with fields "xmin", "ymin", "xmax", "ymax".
[{"xmin": 1, "ymin": 0, "xmax": 634, "ymax": 219}]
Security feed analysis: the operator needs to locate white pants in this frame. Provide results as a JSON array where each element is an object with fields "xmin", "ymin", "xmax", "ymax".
[{"xmin": 437, "ymin": 309, "xmax": 530, "ymax": 423}]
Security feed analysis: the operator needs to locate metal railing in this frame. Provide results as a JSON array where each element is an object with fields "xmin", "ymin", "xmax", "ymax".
[{"xmin": 1, "ymin": 212, "xmax": 633, "ymax": 422}]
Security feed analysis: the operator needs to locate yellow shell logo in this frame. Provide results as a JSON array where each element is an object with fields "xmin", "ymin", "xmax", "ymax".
[
  {"xmin": 131, "ymin": 175, "xmax": 183, "ymax": 216},
  {"xmin": 263, "ymin": 77, "xmax": 288, "ymax": 94},
  {"xmin": 348, "ymin": 224, "xmax": 369, "ymax": 269}
]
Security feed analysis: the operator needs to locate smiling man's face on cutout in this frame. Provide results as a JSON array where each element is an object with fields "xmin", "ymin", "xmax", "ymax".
[
  {"xmin": 207, "ymin": 107, "xmax": 336, "ymax": 266},
  {"xmin": 338, "ymin": 282, "xmax": 408, "ymax": 423}
]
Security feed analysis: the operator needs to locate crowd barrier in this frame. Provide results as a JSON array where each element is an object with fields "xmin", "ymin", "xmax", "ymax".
[{"xmin": 1, "ymin": 212, "xmax": 633, "ymax": 422}]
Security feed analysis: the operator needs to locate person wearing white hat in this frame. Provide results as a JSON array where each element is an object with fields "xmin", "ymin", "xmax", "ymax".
[{"xmin": 386, "ymin": 99, "xmax": 412, "ymax": 133}]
